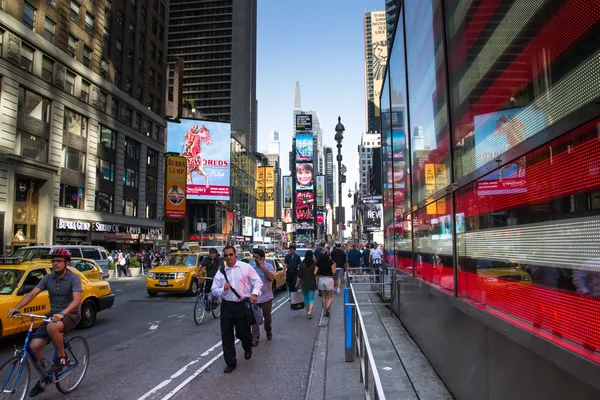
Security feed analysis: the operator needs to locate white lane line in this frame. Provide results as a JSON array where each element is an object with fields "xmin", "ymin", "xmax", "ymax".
[{"xmin": 137, "ymin": 294, "xmax": 292, "ymax": 400}]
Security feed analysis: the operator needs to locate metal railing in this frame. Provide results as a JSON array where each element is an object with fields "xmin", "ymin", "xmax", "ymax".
[{"xmin": 344, "ymin": 267, "xmax": 395, "ymax": 400}]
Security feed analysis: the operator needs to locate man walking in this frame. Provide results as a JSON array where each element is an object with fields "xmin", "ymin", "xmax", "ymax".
[
  {"xmin": 212, "ymin": 246, "xmax": 262, "ymax": 373},
  {"xmin": 284, "ymin": 245, "xmax": 302, "ymax": 293},
  {"xmin": 348, "ymin": 244, "xmax": 362, "ymax": 269},
  {"xmin": 331, "ymin": 243, "xmax": 347, "ymax": 295},
  {"xmin": 250, "ymin": 249, "xmax": 274, "ymax": 345}
]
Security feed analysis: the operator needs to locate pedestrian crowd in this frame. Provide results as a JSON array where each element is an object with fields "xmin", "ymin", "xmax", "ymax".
[{"xmin": 107, "ymin": 249, "xmax": 163, "ymax": 277}]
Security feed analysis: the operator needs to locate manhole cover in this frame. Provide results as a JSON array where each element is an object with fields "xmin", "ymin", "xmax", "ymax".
[{"xmin": 361, "ymin": 311, "xmax": 374, "ymax": 316}]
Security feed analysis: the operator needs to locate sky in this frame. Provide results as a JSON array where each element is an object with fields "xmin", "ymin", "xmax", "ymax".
[{"xmin": 256, "ymin": 0, "xmax": 386, "ymax": 218}]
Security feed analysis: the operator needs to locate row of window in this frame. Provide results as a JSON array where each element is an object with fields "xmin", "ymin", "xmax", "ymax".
[{"xmin": 60, "ymin": 184, "xmax": 156, "ymax": 218}]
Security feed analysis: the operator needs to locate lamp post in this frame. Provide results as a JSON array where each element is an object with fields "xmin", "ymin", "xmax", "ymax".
[
  {"xmin": 334, "ymin": 116, "xmax": 345, "ymax": 242},
  {"xmin": 234, "ymin": 203, "xmax": 242, "ymax": 240}
]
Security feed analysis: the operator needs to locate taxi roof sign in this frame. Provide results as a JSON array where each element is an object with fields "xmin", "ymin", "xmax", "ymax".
[{"xmin": 0, "ymin": 258, "xmax": 22, "ymax": 265}]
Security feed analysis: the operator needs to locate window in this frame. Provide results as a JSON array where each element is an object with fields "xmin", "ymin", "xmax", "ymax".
[
  {"xmin": 124, "ymin": 137, "xmax": 139, "ymax": 158},
  {"xmin": 99, "ymin": 126, "xmax": 115, "ymax": 149},
  {"xmin": 159, "ymin": 2, "xmax": 164, "ymax": 17},
  {"xmin": 59, "ymin": 184, "xmax": 84, "ymax": 209},
  {"xmin": 149, "ymin": 69, "xmax": 155, "ymax": 85},
  {"xmin": 102, "ymin": 28, "xmax": 110, "ymax": 53},
  {"xmin": 41, "ymin": 56, "xmax": 53, "ymax": 82},
  {"xmin": 127, "ymin": 50, "xmax": 133, "ymax": 70},
  {"xmin": 133, "ymin": 113, "xmax": 141, "ymax": 130},
  {"xmin": 148, "ymin": 95, "xmax": 154, "ymax": 111},
  {"xmin": 100, "ymin": 60, "xmax": 108, "ymax": 78},
  {"xmin": 147, "ymin": 149, "xmax": 157, "ymax": 166},
  {"xmin": 139, "ymin": 33, "xmax": 145, "ymax": 52},
  {"xmin": 95, "ymin": 192, "xmax": 113, "ymax": 213},
  {"xmin": 137, "ymin": 59, "xmax": 143, "ymax": 74},
  {"xmin": 20, "ymin": 132, "xmax": 48, "ymax": 162},
  {"xmin": 125, "ymin": 78, "xmax": 132, "ymax": 95},
  {"xmin": 63, "ymin": 109, "xmax": 88, "ymax": 137},
  {"xmin": 123, "ymin": 168, "xmax": 138, "ymax": 187},
  {"xmin": 104, "ymin": 4, "xmax": 111, "ymax": 21},
  {"xmin": 123, "ymin": 106, "xmax": 132, "ymax": 124},
  {"xmin": 47, "ymin": 0, "xmax": 56, "ymax": 7},
  {"xmin": 159, "ymin": 26, "xmax": 164, "ymax": 42},
  {"xmin": 20, "ymin": 43, "xmax": 34, "ymax": 72},
  {"xmin": 68, "ymin": 35, "xmax": 78, "ymax": 58},
  {"xmin": 117, "ymin": 10, "xmax": 124, "ymax": 31},
  {"xmin": 151, "ymin": 124, "xmax": 159, "ymax": 141},
  {"xmin": 114, "ymin": 69, "xmax": 121, "ymax": 86},
  {"xmin": 80, "ymin": 80, "xmax": 90, "ymax": 102},
  {"xmin": 98, "ymin": 159, "xmax": 115, "ymax": 181},
  {"xmin": 146, "ymin": 202, "xmax": 156, "ymax": 219},
  {"xmin": 70, "ymin": 1, "xmax": 79, "ymax": 23},
  {"xmin": 157, "ymin": 50, "xmax": 162, "ymax": 65},
  {"xmin": 99, "ymin": 91, "xmax": 107, "ymax": 112},
  {"xmin": 85, "ymin": 13, "xmax": 94, "ymax": 35},
  {"xmin": 83, "ymin": 46, "xmax": 91, "ymax": 67},
  {"xmin": 129, "ymin": 23, "xmax": 135, "ymax": 42},
  {"xmin": 150, "ymin": 43, "xmax": 155, "ymax": 59},
  {"xmin": 130, "ymin": 0, "xmax": 135, "ymax": 6},
  {"xmin": 146, "ymin": 176, "xmax": 156, "ymax": 192},
  {"xmin": 110, "ymin": 99, "xmax": 119, "ymax": 118},
  {"xmin": 115, "ymin": 40, "xmax": 122, "ymax": 62},
  {"xmin": 123, "ymin": 198, "xmax": 137, "ymax": 217},
  {"xmin": 18, "ymin": 88, "xmax": 50, "ymax": 122},
  {"xmin": 23, "ymin": 3, "xmax": 36, "ymax": 30},
  {"xmin": 43, "ymin": 18, "xmax": 55, "ymax": 43},
  {"xmin": 62, "ymin": 147, "xmax": 86, "ymax": 173},
  {"xmin": 151, "ymin": 18, "xmax": 156, "ymax": 35},
  {"xmin": 136, "ymin": 86, "xmax": 142, "ymax": 102},
  {"xmin": 65, "ymin": 70, "xmax": 75, "ymax": 95},
  {"xmin": 141, "ymin": 6, "xmax": 146, "ymax": 20}
]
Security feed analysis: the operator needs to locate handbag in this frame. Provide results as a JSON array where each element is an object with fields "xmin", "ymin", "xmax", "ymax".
[
  {"xmin": 220, "ymin": 267, "xmax": 258, "ymax": 325},
  {"xmin": 290, "ymin": 290, "xmax": 305, "ymax": 310}
]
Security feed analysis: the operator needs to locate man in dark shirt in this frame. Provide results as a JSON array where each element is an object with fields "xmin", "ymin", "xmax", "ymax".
[
  {"xmin": 314, "ymin": 241, "xmax": 325, "ymax": 260},
  {"xmin": 330, "ymin": 243, "xmax": 347, "ymax": 295},
  {"xmin": 347, "ymin": 244, "xmax": 362, "ymax": 268},
  {"xmin": 284, "ymin": 245, "xmax": 302, "ymax": 293},
  {"xmin": 362, "ymin": 244, "xmax": 371, "ymax": 269}
]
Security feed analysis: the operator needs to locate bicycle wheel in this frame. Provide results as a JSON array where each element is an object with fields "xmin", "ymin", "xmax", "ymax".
[
  {"xmin": 212, "ymin": 299, "xmax": 221, "ymax": 319},
  {"xmin": 194, "ymin": 295, "xmax": 206, "ymax": 325},
  {"xmin": 56, "ymin": 336, "xmax": 89, "ymax": 394},
  {"xmin": 0, "ymin": 355, "xmax": 30, "ymax": 400}
]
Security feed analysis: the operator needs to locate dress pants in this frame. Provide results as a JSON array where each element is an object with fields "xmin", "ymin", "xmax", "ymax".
[
  {"xmin": 287, "ymin": 269, "xmax": 299, "ymax": 292},
  {"xmin": 251, "ymin": 299, "xmax": 273, "ymax": 340},
  {"xmin": 220, "ymin": 300, "xmax": 252, "ymax": 367}
]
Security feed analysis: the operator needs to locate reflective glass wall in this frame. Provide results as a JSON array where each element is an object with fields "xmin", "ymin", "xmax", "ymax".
[{"xmin": 382, "ymin": 0, "xmax": 600, "ymax": 361}]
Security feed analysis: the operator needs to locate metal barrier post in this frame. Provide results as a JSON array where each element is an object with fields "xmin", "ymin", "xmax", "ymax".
[{"xmin": 344, "ymin": 287, "xmax": 355, "ymax": 362}]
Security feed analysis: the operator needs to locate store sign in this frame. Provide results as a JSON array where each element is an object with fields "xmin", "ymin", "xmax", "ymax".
[
  {"xmin": 56, "ymin": 219, "xmax": 91, "ymax": 231},
  {"xmin": 164, "ymin": 155, "xmax": 187, "ymax": 219},
  {"xmin": 55, "ymin": 219, "xmax": 162, "ymax": 236}
]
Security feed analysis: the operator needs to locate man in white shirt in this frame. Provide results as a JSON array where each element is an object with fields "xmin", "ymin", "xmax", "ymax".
[
  {"xmin": 370, "ymin": 242, "xmax": 384, "ymax": 267},
  {"xmin": 212, "ymin": 245, "xmax": 263, "ymax": 373}
]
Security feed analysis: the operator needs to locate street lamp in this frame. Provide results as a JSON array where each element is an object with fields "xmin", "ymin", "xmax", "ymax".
[
  {"xmin": 335, "ymin": 116, "xmax": 345, "ymax": 242},
  {"xmin": 234, "ymin": 203, "xmax": 242, "ymax": 238}
]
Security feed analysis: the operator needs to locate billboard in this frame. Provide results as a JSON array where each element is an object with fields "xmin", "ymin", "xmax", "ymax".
[
  {"xmin": 316, "ymin": 175, "xmax": 325, "ymax": 207},
  {"xmin": 256, "ymin": 166, "xmax": 275, "ymax": 218},
  {"xmin": 369, "ymin": 11, "xmax": 388, "ymax": 117},
  {"xmin": 167, "ymin": 119, "xmax": 231, "ymax": 200},
  {"xmin": 363, "ymin": 202, "xmax": 382, "ymax": 232},
  {"xmin": 283, "ymin": 176, "xmax": 293, "ymax": 208},
  {"xmin": 295, "ymin": 133, "xmax": 313, "ymax": 163},
  {"xmin": 164, "ymin": 155, "xmax": 187, "ymax": 219},
  {"xmin": 242, "ymin": 217, "xmax": 253, "ymax": 237},
  {"xmin": 296, "ymin": 191, "xmax": 314, "ymax": 221},
  {"xmin": 253, "ymin": 218, "xmax": 263, "ymax": 242},
  {"xmin": 295, "ymin": 163, "xmax": 314, "ymax": 191},
  {"xmin": 295, "ymin": 114, "xmax": 313, "ymax": 131},
  {"xmin": 283, "ymin": 209, "xmax": 293, "ymax": 223}
]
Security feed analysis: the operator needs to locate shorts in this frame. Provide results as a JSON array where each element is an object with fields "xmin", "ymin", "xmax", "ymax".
[
  {"xmin": 334, "ymin": 268, "xmax": 345, "ymax": 281},
  {"xmin": 303, "ymin": 289, "xmax": 315, "ymax": 305},
  {"xmin": 318, "ymin": 276, "xmax": 334, "ymax": 291},
  {"xmin": 33, "ymin": 312, "xmax": 81, "ymax": 340}
]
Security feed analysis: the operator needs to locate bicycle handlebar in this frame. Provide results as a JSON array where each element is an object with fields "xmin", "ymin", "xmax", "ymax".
[{"xmin": 11, "ymin": 313, "xmax": 53, "ymax": 323}]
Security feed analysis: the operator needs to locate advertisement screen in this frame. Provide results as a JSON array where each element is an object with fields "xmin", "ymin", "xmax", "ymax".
[
  {"xmin": 295, "ymin": 114, "xmax": 313, "ymax": 131},
  {"xmin": 295, "ymin": 163, "xmax": 314, "ymax": 191},
  {"xmin": 283, "ymin": 209, "xmax": 293, "ymax": 223},
  {"xmin": 283, "ymin": 176, "xmax": 293, "ymax": 208},
  {"xmin": 295, "ymin": 133, "xmax": 313, "ymax": 163},
  {"xmin": 164, "ymin": 155, "xmax": 187, "ymax": 219},
  {"xmin": 296, "ymin": 191, "xmax": 314, "ymax": 221},
  {"xmin": 256, "ymin": 166, "xmax": 275, "ymax": 218},
  {"xmin": 242, "ymin": 217, "xmax": 253, "ymax": 237},
  {"xmin": 363, "ymin": 203, "xmax": 382, "ymax": 232},
  {"xmin": 167, "ymin": 119, "xmax": 231, "ymax": 200},
  {"xmin": 253, "ymin": 218, "xmax": 263, "ymax": 242},
  {"xmin": 316, "ymin": 175, "xmax": 325, "ymax": 207}
]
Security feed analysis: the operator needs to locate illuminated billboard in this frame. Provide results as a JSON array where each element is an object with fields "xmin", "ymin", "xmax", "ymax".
[
  {"xmin": 295, "ymin": 114, "xmax": 313, "ymax": 131},
  {"xmin": 164, "ymin": 155, "xmax": 187, "ymax": 219},
  {"xmin": 167, "ymin": 119, "xmax": 231, "ymax": 200},
  {"xmin": 283, "ymin": 176, "xmax": 292, "ymax": 208},
  {"xmin": 295, "ymin": 191, "xmax": 314, "ymax": 221},
  {"xmin": 295, "ymin": 133, "xmax": 313, "ymax": 163},
  {"xmin": 253, "ymin": 218, "xmax": 263, "ymax": 242},
  {"xmin": 242, "ymin": 217, "xmax": 253, "ymax": 237},
  {"xmin": 316, "ymin": 175, "xmax": 325, "ymax": 207},
  {"xmin": 256, "ymin": 166, "xmax": 275, "ymax": 218},
  {"xmin": 295, "ymin": 163, "xmax": 313, "ymax": 191}
]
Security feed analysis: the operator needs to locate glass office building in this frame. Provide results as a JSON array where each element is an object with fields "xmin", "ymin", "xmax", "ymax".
[{"xmin": 382, "ymin": 1, "xmax": 600, "ymax": 398}]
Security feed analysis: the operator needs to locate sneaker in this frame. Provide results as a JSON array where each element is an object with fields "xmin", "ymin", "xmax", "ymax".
[
  {"xmin": 50, "ymin": 356, "xmax": 68, "ymax": 373},
  {"xmin": 325, "ymin": 310, "xmax": 330, "ymax": 317},
  {"xmin": 308, "ymin": 313, "xmax": 312, "ymax": 319},
  {"xmin": 28, "ymin": 381, "xmax": 45, "ymax": 397}
]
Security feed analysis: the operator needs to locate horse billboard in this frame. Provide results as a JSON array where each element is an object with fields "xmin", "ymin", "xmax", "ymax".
[{"xmin": 167, "ymin": 119, "xmax": 231, "ymax": 200}]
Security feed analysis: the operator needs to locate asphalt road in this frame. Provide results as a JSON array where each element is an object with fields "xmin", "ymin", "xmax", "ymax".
[{"xmin": 0, "ymin": 278, "xmax": 321, "ymax": 400}]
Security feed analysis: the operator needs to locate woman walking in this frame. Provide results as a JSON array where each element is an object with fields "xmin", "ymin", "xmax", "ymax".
[
  {"xmin": 297, "ymin": 250, "xmax": 317, "ymax": 319},
  {"xmin": 315, "ymin": 250, "xmax": 336, "ymax": 317}
]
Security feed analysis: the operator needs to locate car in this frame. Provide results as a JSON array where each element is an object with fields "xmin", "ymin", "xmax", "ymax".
[
  {"xmin": 293, "ymin": 248, "xmax": 311, "ymax": 259},
  {"xmin": 69, "ymin": 258, "xmax": 107, "ymax": 280},
  {"xmin": 0, "ymin": 257, "xmax": 115, "ymax": 336},
  {"xmin": 146, "ymin": 252, "xmax": 207, "ymax": 297},
  {"xmin": 10, "ymin": 245, "xmax": 110, "ymax": 273},
  {"xmin": 242, "ymin": 257, "xmax": 287, "ymax": 293}
]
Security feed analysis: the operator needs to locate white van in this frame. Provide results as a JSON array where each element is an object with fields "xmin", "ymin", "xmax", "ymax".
[{"xmin": 11, "ymin": 245, "xmax": 109, "ymax": 272}]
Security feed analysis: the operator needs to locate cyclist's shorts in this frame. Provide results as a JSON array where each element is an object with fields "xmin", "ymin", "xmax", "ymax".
[{"xmin": 33, "ymin": 312, "xmax": 81, "ymax": 340}]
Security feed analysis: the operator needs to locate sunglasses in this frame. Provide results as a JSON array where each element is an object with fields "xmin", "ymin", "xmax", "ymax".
[{"xmin": 224, "ymin": 253, "xmax": 235, "ymax": 257}]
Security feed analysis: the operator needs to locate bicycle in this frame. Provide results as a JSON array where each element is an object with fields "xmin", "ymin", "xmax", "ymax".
[
  {"xmin": 0, "ymin": 313, "xmax": 89, "ymax": 399},
  {"xmin": 194, "ymin": 277, "xmax": 221, "ymax": 325}
]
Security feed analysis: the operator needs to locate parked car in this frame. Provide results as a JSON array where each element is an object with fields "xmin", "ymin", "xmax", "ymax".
[
  {"xmin": 10, "ymin": 245, "xmax": 109, "ymax": 275},
  {"xmin": 242, "ymin": 257, "xmax": 287, "ymax": 292},
  {"xmin": 69, "ymin": 258, "xmax": 107, "ymax": 280}
]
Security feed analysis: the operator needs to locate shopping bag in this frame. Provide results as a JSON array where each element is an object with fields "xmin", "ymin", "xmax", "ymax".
[
  {"xmin": 252, "ymin": 303, "xmax": 264, "ymax": 325},
  {"xmin": 290, "ymin": 290, "xmax": 305, "ymax": 310}
]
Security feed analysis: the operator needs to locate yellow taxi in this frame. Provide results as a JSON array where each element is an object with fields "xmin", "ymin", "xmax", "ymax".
[
  {"xmin": 69, "ymin": 258, "xmax": 106, "ymax": 280},
  {"xmin": 241, "ymin": 257, "xmax": 287, "ymax": 293},
  {"xmin": 0, "ymin": 257, "xmax": 115, "ymax": 336},
  {"xmin": 146, "ymin": 252, "xmax": 206, "ymax": 297}
]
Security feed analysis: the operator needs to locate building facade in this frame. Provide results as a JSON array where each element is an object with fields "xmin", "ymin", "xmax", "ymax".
[
  {"xmin": 357, "ymin": 132, "xmax": 381, "ymax": 196},
  {"xmin": 363, "ymin": 10, "xmax": 387, "ymax": 133},
  {"xmin": 382, "ymin": 1, "xmax": 600, "ymax": 398},
  {"xmin": 0, "ymin": 0, "xmax": 168, "ymax": 252}
]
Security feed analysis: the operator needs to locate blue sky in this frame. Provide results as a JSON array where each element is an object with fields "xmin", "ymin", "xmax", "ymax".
[{"xmin": 256, "ymin": 0, "xmax": 386, "ymax": 214}]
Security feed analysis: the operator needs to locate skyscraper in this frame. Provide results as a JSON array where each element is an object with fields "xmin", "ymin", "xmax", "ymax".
[
  {"xmin": 268, "ymin": 130, "xmax": 280, "ymax": 155},
  {"xmin": 0, "ymin": 0, "xmax": 167, "ymax": 251},
  {"xmin": 293, "ymin": 81, "xmax": 324, "ymax": 174},
  {"xmin": 385, "ymin": 0, "xmax": 401, "ymax": 44},
  {"xmin": 168, "ymin": 0, "xmax": 257, "ymax": 151},
  {"xmin": 324, "ymin": 146, "xmax": 334, "ymax": 208},
  {"xmin": 358, "ymin": 132, "xmax": 382, "ymax": 196},
  {"xmin": 364, "ymin": 10, "xmax": 388, "ymax": 133}
]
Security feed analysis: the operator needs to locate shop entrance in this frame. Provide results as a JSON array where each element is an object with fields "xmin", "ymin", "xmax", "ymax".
[{"xmin": 11, "ymin": 176, "xmax": 43, "ymax": 252}]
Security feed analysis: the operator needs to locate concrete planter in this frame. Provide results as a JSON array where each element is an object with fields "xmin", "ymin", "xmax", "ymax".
[{"xmin": 128, "ymin": 267, "xmax": 141, "ymax": 277}]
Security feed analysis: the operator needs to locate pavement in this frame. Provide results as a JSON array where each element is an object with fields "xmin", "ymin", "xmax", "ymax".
[{"xmin": 0, "ymin": 275, "xmax": 452, "ymax": 400}]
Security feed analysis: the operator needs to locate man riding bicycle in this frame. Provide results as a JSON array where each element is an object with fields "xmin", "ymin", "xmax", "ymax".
[
  {"xmin": 200, "ymin": 248, "xmax": 221, "ymax": 304},
  {"xmin": 7, "ymin": 248, "xmax": 82, "ymax": 397}
]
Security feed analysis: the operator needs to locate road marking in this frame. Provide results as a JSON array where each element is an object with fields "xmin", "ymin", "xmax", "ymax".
[{"xmin": 137, "ymin": 294, "xmax": 291, "ymax": 400}]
